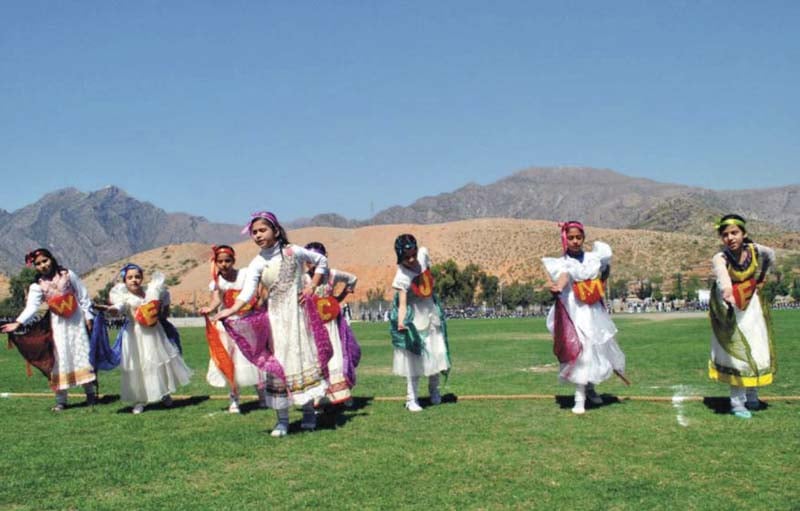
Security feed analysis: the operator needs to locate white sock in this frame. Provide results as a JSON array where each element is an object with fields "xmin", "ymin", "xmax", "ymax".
[
  {"xmin": 730, "ymin": 386, "xmax": 747, "ymax": 412},
  {"xmin": 406, "ymin": 376, "xmax": 420, "ymax": 402},
  {"xmin": 574, "ymin": 384, "xmax": 586, "ymax": 405}
]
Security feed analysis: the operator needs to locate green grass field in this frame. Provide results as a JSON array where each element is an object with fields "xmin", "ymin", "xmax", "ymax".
[{"xmin": 1, "ymin": 312, "xmax": 798, "ymax": 510}]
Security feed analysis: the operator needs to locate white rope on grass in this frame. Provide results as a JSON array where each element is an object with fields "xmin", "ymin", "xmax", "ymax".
[{"xmin": 2, "ymin": 392, "xmax": 800, "ymax": 402}]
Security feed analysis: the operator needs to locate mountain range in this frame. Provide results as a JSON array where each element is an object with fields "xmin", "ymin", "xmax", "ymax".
[
  {"xmin": 2, "ymin": 167, "xmax": 798, "ymax": 276},
  {"xmin": 0, "ymin": 186, "xmax": 240, "ymax": 275},
  {"xmin": 293, "ymin": 167, "xmax": 800, "ymax": 235}
]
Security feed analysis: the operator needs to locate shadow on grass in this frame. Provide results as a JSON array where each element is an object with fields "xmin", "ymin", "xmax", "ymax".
[
  {"xmin": 238, "ymin": 399, "xmax": 269, "ymax": 415},
  {"xmin": 422, "ymin": 392, "xmax": 458, "ymax": 408},
  {"xmin": 70, "ymin": 394, "xmax": 120, "ymax": 411},
  {"xmin": 702, "ymin": 396, "xmax": 770, "ymax": 414},
  {"xmin": 312, "ymin": 396, "xmax": 375, "ymax": 431},
  {"xmin": 554, "ymin": 393, "xmax": 623, "ymax": 411},
  {"xmin": 115, "ymin": 395, "xmax": 209, "ymax": 414}
]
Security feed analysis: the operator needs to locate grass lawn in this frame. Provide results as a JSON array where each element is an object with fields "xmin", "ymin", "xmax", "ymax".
[{"xmin": 1, "ymin": 311, "xmax": 798, "ymax": 510}]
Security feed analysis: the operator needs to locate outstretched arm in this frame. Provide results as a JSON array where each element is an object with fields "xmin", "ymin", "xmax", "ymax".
[
  {"xmin": 396, "ymin": 289, "xmax": 408, "ymax": 331},
  {"xmin": 199, "ymin": 289, "xmax": 223, "ymax": 315},
  {"xmin": 548, "ymin": 273, "xmax": 570, "ymax": 294}
]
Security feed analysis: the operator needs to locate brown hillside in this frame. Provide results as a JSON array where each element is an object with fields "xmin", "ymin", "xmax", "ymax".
[{"xmin": 80, "ymin": 219, "xmax": 800, "ymax": 309}]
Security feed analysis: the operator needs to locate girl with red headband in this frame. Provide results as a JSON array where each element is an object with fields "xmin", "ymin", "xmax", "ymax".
[
  {"xmin": 106, "ymin": 264, "xmax": 192, "ymax": 414},
  {"xmin": 390, "ymin": 234, "xmax": 451, "ymax": 412},
  {"xmin": 542, "ymin": 222, "xmax": 626, "ymax": 415},
  {"xmin": 303, "ymin": 241, "xmax": 361, "ymax": 408},
  {"xmin": 214, "ymin": 212, "xmax": 332, "ymax": 437},
  {"xmin": 199, "ymin": 245, "xmax": 267, "ymax": 413},
  {"xmin": 708, "ymin": 214, "xmax": 776, "ymax": 419},
  {"xmin": 2, "ymin": 248, "xmax": 97, "ymax": 411}
]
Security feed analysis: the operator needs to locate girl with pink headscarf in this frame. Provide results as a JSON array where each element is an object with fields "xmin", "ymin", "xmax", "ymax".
[
  {"xmin": 541, "ymin": 222, "xmax": 627, "ymax": 415},
  {"xmin": 214, "ymin": 212, "xmax": 332, "ymax": 437}
]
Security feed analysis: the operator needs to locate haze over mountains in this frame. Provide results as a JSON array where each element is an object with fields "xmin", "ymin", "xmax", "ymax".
[{"xmin": 1, "ymin": 167, "xmax": 798, "ymax": 276}]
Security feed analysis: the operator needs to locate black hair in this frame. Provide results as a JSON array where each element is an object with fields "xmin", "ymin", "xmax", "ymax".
[
  {"xmin": 25, "ymin": 248, "xmax": 65, "ymax": 280},
  {"xmin": 717, "ymin": 213, "xmax": 753, "ymax": 244},
  {"xmin": 304, "ymin": 241, "xmax": 327, "ymax": 256},
  {"xmin": 394, "ymin": 234, "xmax": 418, "ymax": 264}
]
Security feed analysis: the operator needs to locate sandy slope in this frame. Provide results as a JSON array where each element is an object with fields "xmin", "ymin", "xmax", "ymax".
[{"xmin": 71, "ymin": 218, "xmax": 796, "ymax": 308}]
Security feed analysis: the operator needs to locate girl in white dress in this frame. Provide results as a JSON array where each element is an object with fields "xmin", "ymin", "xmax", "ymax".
[
  {"xmin": 304, "ymin": 242, "xmax": 361, "ymax": 407},
  {"xmin": 2, "ymin": 249, "xmax": 96, "ymax": 411},
  {"xmin": 199, "ymin": 245, "xmax": 267, "ymax": 413},
  {"xmin": 708, "ymin": 214, "xmax": 776, "ymax": 419},
  {"xmin": 214, "ymin": 212, "xmax": 331, "ymax": 437},
  {"xmin": 542, "ymin": 222, "xmax": 626, "ymax": 414},
  {"xmin": 108, "ymin": 264, "xmax": 192, "ymax": 414},
  {"xmin": 389, "ymin": 234, "xmax": 451, "ymax": 412}
]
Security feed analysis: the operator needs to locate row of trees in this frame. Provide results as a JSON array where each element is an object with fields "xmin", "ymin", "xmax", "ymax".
[
  {"xmin": 361, "ymin": 260, "xmax": 559, "ymax": 310},
  {"xmin": 3, "ymin": 261, "xmax": 800, "ymax": 317},
  {"xmin": 357, "ymin": 260, "xmax": 800, "ymax": 311}
]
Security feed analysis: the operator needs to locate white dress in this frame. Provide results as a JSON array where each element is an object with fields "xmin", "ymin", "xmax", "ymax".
[
  {"xmin": 110, "ymin": 273, "xmax": 192, "ymax": 403},
  {"xmin": 542, "ymin": 242, "xmax": 626, "ymax": 385},
  {"xmin": 206, "ymin": 269, "xmax": 264, "ymax": 389},
  {"xmin": 238, "ymin": 244, "xmax": 329, "ymax": 408},
  {"xmin": 708, "ymin": 243, "xmax": 775, "ymax": 386},
  {"xmin": 306, "ymin": 268, "xmax": 359, "ymax": 404},
  {"xmin": 391, "ymin": 247, "xmax": 451, "ymax": 377},
  {"xmin": 16, "ymin": 269, "xmax": 95, "ymax": 390}
]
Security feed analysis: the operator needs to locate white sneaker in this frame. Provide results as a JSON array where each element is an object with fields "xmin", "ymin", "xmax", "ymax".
[
  {"xmin": 429, "ymin": 389, "xmax": 442, "ymax": 405},
  {"xmin": 571, "ymin": 402, "xmax": 585, "ymax": 415},
  {"xmin": 270, "ymin": 422, "xmax": 288, "ymax": 437},
  {"xmin": 132, "ymin": 404, "xmax": 145, "ymax": 415},
  {"xmin": 228, "ymin": 401, "xmax": 241, "ymax": 414},
  {"xmin": 405, "ymin": 400, "xmax": 423, "ymax": 412}
]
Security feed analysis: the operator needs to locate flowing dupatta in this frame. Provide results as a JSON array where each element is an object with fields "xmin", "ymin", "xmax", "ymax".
[
  {"xmin": 337, "ymin": 315, "xmax": 361, "ymax": 388},
  {"xmin": 553, "ymin": 297, "xmax": 582, "ymax": 373},
  {"xmin": 222, "ymin": 310, "xmax": 287, "ymax": 387},
  {"xmin": 159, "ymin": 318, "xmax": 183, "ymax": 354},
  {"xmin": 7, "ymin": 313, "xmax": 55, "ymax": 382},
  {"xmin": 88, "ymin": 311, "xmax": 121, "ymax": 371},
  {"xmin": 303, "ymin": 297, "xmax": 333, "ymax": 380},
  {"xmin": 204, "ymin": 316, "xmax": 237, "ymax": 393}
]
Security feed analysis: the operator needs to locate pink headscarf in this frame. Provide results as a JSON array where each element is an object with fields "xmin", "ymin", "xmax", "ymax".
[
  {"xmin": 241, "ymin": 211, "xmax": 281, "ymax": 236},
  {"xmin": 558, "ymin": 221, "xmax": 585, "ymax": 254}
]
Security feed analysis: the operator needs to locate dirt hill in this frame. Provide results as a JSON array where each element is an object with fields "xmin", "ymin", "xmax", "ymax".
[{"xmin": 78, "ymin": 219, "xmax": 800, "ymax": 309}]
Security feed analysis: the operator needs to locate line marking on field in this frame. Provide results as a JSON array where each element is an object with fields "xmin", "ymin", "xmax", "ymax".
[
  {"xmin": 3, "ymin": 392, "xmax": 800, "ymax": 402},
  {"xmin": 671, "ymin": 385, "xmax": 696, "ymax": 427}
]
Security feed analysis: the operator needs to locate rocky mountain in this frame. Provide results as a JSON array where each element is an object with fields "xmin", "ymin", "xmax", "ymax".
[
  {"xmin": 361, "ymin": 167, "xmax": 800, "ymax": 233},
  {"xmin": 0, "ymin": 186, "xmax": 241, "ymax": 275}
]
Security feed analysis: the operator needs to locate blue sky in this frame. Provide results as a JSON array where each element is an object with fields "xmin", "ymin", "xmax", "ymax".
[{"xmin": 1, "ymin": 1, "xmax": 798, "ymax": 225}]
